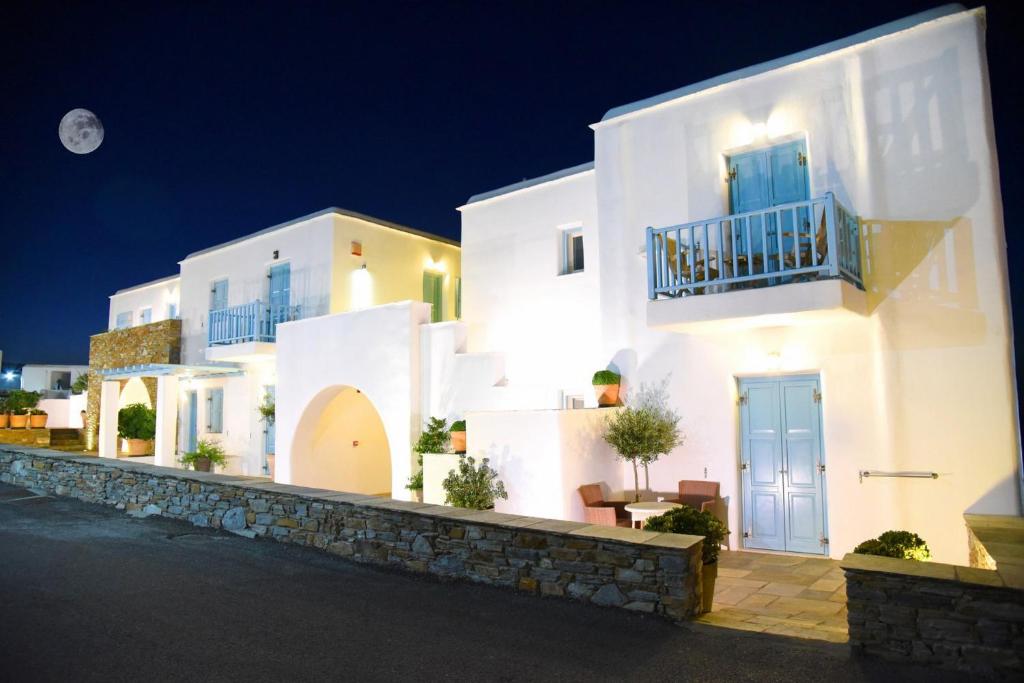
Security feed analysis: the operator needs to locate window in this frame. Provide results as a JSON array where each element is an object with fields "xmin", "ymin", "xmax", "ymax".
[
  {"xmin": 207, "ymin": 388, "xmax": 224, "ymax": 433},
  {"xmin": 210, "ymin": 279, "xmax": 228, "ymax": 312},
  {"xmin": 139, "ymin": 307, "xmax": 152, "ymax": 324},
  {"xmin": 563, "ymin": 394, "xmax": 585, "ymax": 410},
  {"xmin": 167, "ymin": 302, "xmax": 179, "ymax": 319},
  {"xmin": 561, "ymin": 227, "xmax": 584, "ymax": 274},
  {"xmin": 115, "ymin": 311, "xmax": 132, "ymax": 329},
  {"xmin": 455, "ymin": 277, "xmax": 462, "ymax": 320},
  {"xmin": 422, "ymin": 271, "xmax": 443, "ymax": 323}
]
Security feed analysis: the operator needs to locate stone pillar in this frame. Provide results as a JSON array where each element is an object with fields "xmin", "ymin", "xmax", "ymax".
[
  {"xmin": 98, "ymin": 380, "xmax": 121, "ymax": 459},
  {"xmin": 154, "ymin": 375, "xmax": 179, "ymax": 468}
]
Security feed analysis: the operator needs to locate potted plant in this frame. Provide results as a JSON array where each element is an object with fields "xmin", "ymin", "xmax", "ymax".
[
  {"xmin": 6, "ymin": 390, "xmax": 38, "ymax": 429},
  {"xmin": 0, "ymin": 398, "xmax": 8, "ymax": 429},
  {"xmin": 603, "ymin": 381, "xmax": 682, "ymax": 501},
  {"xmin": 450, "ymin": 419, "xmax": 467, "ymax": 454},
  {"xmin": 407, "ymin": 416, "xmax": 450, "ymax": 502},
  {"xmin": 71, "ymin": 372, "xmax": 91, "ymax": 395},
  {"xmin": 8, "ymin": 407, "xmax": 29, "ymax": 429},
  {"xmin": 180, "ymin": 439, "xmax": 228, "ymax": 472},
  {"xmin": 854, "ymin": 530, "xmax": 931, "ymax": 561},
  {"xmin": 592, "ymin": 370, "xmax": 622, "ymax": 407},
  {"xmin": 645, "ymin": 505, "xmax": 729, "ymax": 613},
  {"xmin": 442, "ymin": 455, "xmax": 507, "ymax": 510},
  {"xmin": 258, "ymin": 391, "xmax": 275, "ymax": 424},
  {"xmin": 28, "ymin": 408, "xmax": 48, "ymax": 429},
  {"xmin": 117, "ymin": 402, "xmax": 156, "ymax": 456}
]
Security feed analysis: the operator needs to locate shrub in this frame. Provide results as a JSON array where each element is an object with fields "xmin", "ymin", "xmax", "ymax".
[
  {"xmin": 407, "ymin": 417, "xmax": 450, "ymax": 491},
  {"xmin": 450, "ymin": 420, "xmax": 466, "ymax": 433},
  {"xmin": 644, "ymin": 505, "xmax": 729, "ymax": 565},
  {"xmin": 7, "ymin": 390, "xmax": 40, "ymax": 413},
  {"xmin": 442, "ymin": 455, "xmax": 508, "ymax": 510},
  {"xmin": 592, "ymin": 370, "xmax": 621, "ymax": 386},
  {"xmin": 258, "ymin": 391, "xmax": 275, "ymax": 423},
  {"xmin": 117, "ymin": 403, "xmax": 156, "ymax": 440},
  {"xmin": 179, "ymin": 439, "xmax": 228, "ymax": 468},
  {"xmin": 71, "ymin": 373, "xmax": 91, "ymax": 395},
  {"xmin": 854, "ymin": 530, "xmax": 931, "ymax": 561},
  {"xmin": 29, "ymin": 409, "xmax": 47, "ymax": 416},
  {"xmin": 0, "ymin": 398, "xmax": 7, "ymax": 413}
]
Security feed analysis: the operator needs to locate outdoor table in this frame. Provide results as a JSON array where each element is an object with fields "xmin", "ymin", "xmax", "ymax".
[{"xmin": 624, "ymin": 501, "xmax": 681, "ymax": 528}]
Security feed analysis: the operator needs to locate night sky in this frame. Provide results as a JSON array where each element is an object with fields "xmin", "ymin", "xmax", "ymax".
[{"xmin": 1, "ymin": 1, "xmax": 1021, "ymax": 370}]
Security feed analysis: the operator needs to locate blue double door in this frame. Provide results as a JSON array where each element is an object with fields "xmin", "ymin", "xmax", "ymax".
[{"xmin": 739, "ymin": 376, "xmax": 828, "ymax": 555}]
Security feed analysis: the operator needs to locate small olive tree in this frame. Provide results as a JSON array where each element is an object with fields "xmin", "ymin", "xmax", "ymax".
[
  {"xmin": 407, "ymin": 417, "xmax": 450, "ymax": 491},
  {"xmin": 603, "ymin": 379, "xmax": 682, "ymax": 501}
]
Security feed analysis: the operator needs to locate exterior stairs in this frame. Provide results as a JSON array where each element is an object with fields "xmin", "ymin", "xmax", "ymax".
[{"xmin": 49, "ymin": 428, "xmax": 84, "ymax": 448}]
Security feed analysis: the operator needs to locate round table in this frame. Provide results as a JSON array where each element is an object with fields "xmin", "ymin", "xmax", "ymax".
[{"xmin": 624, "ymin": 501, "xmax": 681, "ymax": 528}]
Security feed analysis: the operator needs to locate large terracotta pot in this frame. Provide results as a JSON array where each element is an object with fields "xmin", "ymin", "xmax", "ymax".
[
  {"xmin": 125, "ymin": 438, "xmax": 152, "ymax": 456},
  {"xmin": 701, "ymin": 561, "xmax": 718, "ymax": 613},
  {"xmin": 9, "ymin": 414, "xmax": 28, "ymax": 429},
  {"xmin": 450, "ymin": 430, "xmax": 467, "ymax": 453},
  {"xmin": 193, "ymin": 457, "xmax": 211, "ymax": 472},
  {"xmin": 0, "ymin": 414, "xmax": 8, "ymax": 429},
  {"xmin": 29, "ymin": 413, "xmax": 48, "ymax": 429},
  {"xmin": 594, "ymin": 383, "xmax": 621, "ymax": 407}
]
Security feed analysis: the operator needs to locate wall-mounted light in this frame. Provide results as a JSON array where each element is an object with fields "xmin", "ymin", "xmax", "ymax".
[
  {"xmin": 273, "ymin": 250, "xmax": 279, "ymax": 260},
  {"xmin": 351, "ymin": 241, "xmax": 362, "ymax": 256}
]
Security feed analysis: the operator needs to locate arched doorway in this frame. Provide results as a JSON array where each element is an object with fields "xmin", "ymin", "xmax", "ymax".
[
  {"xmin": 118, "ymin": 377, "xmax": 153, "ymax": 456},
  {"xmin": 290, "ymin": 385, "xmax": 391, "ymax": 495}
]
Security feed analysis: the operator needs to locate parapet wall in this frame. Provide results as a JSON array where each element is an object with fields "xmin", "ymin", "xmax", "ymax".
[{"xmin": 0, "ymin": 446, "xmax": 703, "ymax": 620}]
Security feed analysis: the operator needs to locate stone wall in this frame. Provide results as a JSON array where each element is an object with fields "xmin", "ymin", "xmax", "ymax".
[
  {"xmin": 0, "ymin": 429, "xmax": 49, "ymax": 446},
  {"xmin": 842, "ymin": 553, "xmax": 1024, "ymax": 678},
  {"xmin": 0, "ymin": 446, "xmax": 703, "ymax": 620},
  {"xmin": 86, "ymin": 319, "xmax": 182, "ymax": 447}
]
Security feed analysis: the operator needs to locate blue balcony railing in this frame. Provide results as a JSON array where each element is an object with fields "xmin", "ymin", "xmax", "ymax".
[
  {"xmin": 208, "ymin": 300, "xmax": 302, "ymax": 346},
  {"xmin": 646, "ymin": 192, "xmax": 862, "ymax": 299}
]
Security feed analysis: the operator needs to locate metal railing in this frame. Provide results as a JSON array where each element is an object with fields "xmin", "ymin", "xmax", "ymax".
[
  {"xmin": 646, "ymin": 192, "xmax": 862, "ymax": 299},
  {"xmin": 208, "ymin": 300, "xmax": 302, "ymax": 346}
]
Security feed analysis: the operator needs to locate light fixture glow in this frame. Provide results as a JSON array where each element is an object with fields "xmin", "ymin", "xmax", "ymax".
[{"xmin": 4, "ymin": 371, "xmax": 15, "ymax": 381}]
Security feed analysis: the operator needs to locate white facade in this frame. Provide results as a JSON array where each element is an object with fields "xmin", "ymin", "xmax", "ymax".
[
  {"xmin": 108, "ymin": 275, "xmax": 180, "ymax": 330},
  {"xmin": 20, "ymin": 364, "xmax": 89, "ymax": 392},
  {"xmin": 453, "ymin": 6, "xmax": 1020, "ymax": 564}
]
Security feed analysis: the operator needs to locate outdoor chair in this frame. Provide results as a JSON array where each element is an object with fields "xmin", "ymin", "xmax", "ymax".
[
  {"xmin": 577, "ymin": 483, "xmax": 631, "ymax": 528},
  {"xmin": 669, "ymin": 480, "xmax": 722, "ymax": 514},
  {"xmin": 653, "ymin": 233, "xmax": 719, "ymax": 297}
]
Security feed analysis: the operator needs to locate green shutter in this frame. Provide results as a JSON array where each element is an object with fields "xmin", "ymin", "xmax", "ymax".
[
  {"xmin": 455, "ymin": 277, "xmax": 462, "ymax": 320},
  {"xmin": 423, "ymin": 272, "xmax": 442, "ymax": 323}
]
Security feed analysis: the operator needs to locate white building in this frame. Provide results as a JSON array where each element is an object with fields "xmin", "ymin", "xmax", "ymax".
[
  {"xmin": 94, "ymin": 5, "xmax": 1019, "ymax": 566},
  {"xmin": 20, "ymin": 364, "xmax": 89, "ymax": 394}
]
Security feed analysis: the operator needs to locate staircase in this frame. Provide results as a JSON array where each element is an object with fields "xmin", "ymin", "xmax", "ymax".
[{"xmin": 49, "ymin": 429, "xmax": 84, "ymax": 448}]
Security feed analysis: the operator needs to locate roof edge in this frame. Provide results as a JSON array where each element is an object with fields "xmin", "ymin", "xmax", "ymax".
[
  {"xmin": 598, "ymin": 3, "xmax": 969, "ymax": 125},
  {"xmin": 111, "ymin": 274, "xmax": 180, "ymax": 297},
  {"xmin": 182, "ymin": 207, "xmax": 459, "ymax": 261},
  {"xmin": 461, "ymin": 161, "xmax": 595, "ymax": 207}
]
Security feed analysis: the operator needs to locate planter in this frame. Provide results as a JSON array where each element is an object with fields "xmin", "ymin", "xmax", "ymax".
[
  {"xmin": 701, "ymin": 561, "xmax": 718, "ymax": 613},
  {"xmin": 9, "ymin": 414, "xmax": 28, "ymax": 429},
  {"xmin": 0, "ymin": 414, "xmax": 7, "ymax": 429},
  {"xmin": 193, "ymin": 457, "xmax": 212, "ymax": 472},
  {"xmin": 266, "ymin": 454, "xmax": 275, "ymax": 478},
  {"xmin": 594, "ymin": 384, "xmax": 620, "ymax": 407},
  {"xmin": 410, "ymin": 489, "xmax": 423, "ymax": 503},
  {"xmin": 125, "ymin": 438, "xmax": 152, "ymax": 456},
  {"xmin": 29, "ymin": 414, "xmax": 48, "ymax": 429},
  {"xmin": 450, "ymin": 430, "xmax": 467, "ymax": 453}
]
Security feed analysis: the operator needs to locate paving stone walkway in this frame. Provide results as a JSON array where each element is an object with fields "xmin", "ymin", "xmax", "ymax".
[{"xmin": 695, "ymin": 550, "xmax": 848, "ymax": 643}]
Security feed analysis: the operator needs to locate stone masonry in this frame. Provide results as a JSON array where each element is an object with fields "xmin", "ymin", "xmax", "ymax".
[
  {"xmin": 0, "ymin": 446, "xmax": 704, "ymax": 620},
  {"xmin": 842, "ymin": 552, "xmax": 1024, "ymax": 678},
  {"xmin": 86, "ymin": 319, "xmax": 182, "ymax": 447}
]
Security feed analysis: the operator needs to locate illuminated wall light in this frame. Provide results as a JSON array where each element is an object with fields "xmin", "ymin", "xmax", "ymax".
[
  {"xmin": 351, "ymin": 266, "xmax": 373, "ymax": 309},
  {"xmin": 423, "ymin": 256, "xmax": 445, "ymax": 273}
]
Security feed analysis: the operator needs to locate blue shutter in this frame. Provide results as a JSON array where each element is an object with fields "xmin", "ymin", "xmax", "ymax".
[
  {"xmin": 211, "ymin": 280, "xmax": 228, "ymax": 311},
  {"xmin": 779, "ymin": 379, "xmax": 826, "ymax": 554},
  {"xmin": 186, "ymin": 391, "xmax": 198, "ymax": 452},
  {"xmin": 729, "ymin": 151, "xmax": 770, "ymax": 214},
  {"xmin": 208, "ymin": 388, "xmax": 224, "ymax": 433},
  {"xmin": 739, "ymin": 379, "xmax": 786, "ymax": 551}
]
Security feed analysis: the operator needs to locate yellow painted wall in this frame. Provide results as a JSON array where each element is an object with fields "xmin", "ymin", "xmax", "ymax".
[{"xmin": 329, "ymin": 215, "xmax": 462, "ymax": 322}]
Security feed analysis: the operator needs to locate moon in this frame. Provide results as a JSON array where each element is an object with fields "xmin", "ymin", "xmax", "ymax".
[{"xmin": 59, "ymin": 108, "xmax": 104, "ymax": 154}]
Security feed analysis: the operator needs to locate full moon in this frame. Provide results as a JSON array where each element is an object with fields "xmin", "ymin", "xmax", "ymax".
[{"xmin": 58, "ymin": 108, "xmax": 104, "ymax": 154}]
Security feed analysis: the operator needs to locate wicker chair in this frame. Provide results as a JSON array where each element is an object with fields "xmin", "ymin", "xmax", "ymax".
[
  {"xmin": 577, "ymin": 483, "xmax": 630, "ymax": 528},
  {"xmin": 669, "ymin": 480, "xmax": 721, "ymax": 514}
]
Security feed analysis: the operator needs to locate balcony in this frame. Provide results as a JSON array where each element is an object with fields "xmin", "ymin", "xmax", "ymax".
[
  {"xmin": 206, "ymin": 301, "xmax": 302, "ymax": 363},
  {"xmin": 645, "ymin": 192, "xmax": 867, "ymax": 332}
]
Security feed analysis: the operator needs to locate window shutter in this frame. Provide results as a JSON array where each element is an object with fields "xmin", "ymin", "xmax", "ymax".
[{"xmin": 208, "ymin": 388, "xmax": 224, "ymax": 433}]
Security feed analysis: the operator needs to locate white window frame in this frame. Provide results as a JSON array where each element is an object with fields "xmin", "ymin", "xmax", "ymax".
[{"xmin": 559, "ymin": 223, "xmax": 584, "ymax": 275}]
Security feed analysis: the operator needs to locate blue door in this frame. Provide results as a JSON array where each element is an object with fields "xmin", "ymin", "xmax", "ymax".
[
  {"xmin": 739, "ymin": 375, "xmax": 827, "ymax": 555},
  {"xmin": 186, "ymin": 390, "xmax": 198, "ymax": 453},
  {"xmin": 728, "ymin": 140, "xmax": 809, "ymax": 273},
  {"xmin": 268, "ymin": 263, "xmax": 291, "ymax": 337}
]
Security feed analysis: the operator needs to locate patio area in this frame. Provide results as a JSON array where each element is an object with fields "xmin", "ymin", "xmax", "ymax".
[{"xmin": 696, "ymin": 550, "xmax": 848, "ymax": 643}]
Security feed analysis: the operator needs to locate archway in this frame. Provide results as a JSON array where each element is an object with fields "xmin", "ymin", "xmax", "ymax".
[
  {"xmin": 117, "ymin": 377, "xmax": 153, "ymax": 456},
  {"xmin": 290, "ymin": 385, "xmax": 392, "ymax": 495}
]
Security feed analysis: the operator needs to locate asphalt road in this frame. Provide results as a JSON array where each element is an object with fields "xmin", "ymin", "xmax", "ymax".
[{"xmin": 0, "ymin": 482, "xmax": 958, "ymax": 682}]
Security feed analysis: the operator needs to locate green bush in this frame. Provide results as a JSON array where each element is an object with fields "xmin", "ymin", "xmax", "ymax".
[
  {"xmin": 644, "ymin": 505, "xmax": 729, "ymax": 565},
  {"xmin": 592, "ymin": 370, "xmax": 621, "ymax": 386},
  {"xmin": 258, "ymin": 391, "xmax": 275, "ymax": 423},
  {"xmin": 854, "ymin": 530, "xmax": 931, "ymax": 561},
  {"xmin": 450, "ymin": 420, "xmax": 466, "ymax": 433},
  {"xmin": 407, "ymin": 417, "xmax": 450, "ymax": 491},
  {"xmin": 0, "ymin": 398, "xmax": 7, "ymax": 413},
  {"xmin": 71, "ymin": 373, "xmax": 91, "ymax": 395},
  {"xmin": 442, "ymin": 456, "xmax": 508, "ymax": 510},
  {"xmin": 6, "ymin": 390, "xmax": 40, "ymax": 414},
  {"xmin": 117, "ymin": 403, "xmax": 156, "ymax": 440},
  {"xmin": 179, "ymin": 439, "xmax": 228, "ymax": 468}
]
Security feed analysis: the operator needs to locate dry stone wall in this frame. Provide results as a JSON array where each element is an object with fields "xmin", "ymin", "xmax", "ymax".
[
  {"xmin": 843, "ymin": 553, "xmax": 1024, "ymax": 678},
  {"xmin": 86, "ymin": 319, "xmax": 182, "ymax": 445},
  {"xmin": 0, "ymin": 446, "xmax": 703, "ymax": 620}
]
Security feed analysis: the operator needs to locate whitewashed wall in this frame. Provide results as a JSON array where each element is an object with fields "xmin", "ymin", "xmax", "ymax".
[
  {"xmin": 108, "ymin": 277, "xmax": 180, "ymax": 330},
  {"xmin": 20, "ymin": 365, "xmax": 89, "ymax": 392}
]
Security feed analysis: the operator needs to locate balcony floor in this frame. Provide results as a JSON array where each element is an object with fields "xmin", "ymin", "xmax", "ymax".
[
  {"xmin": 647, "ymin": 278, "xmax": 866, "ymax": 333},
  {"xmin": 205, "ymin": 341, "xmax": 276, "ymax": 363}
]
